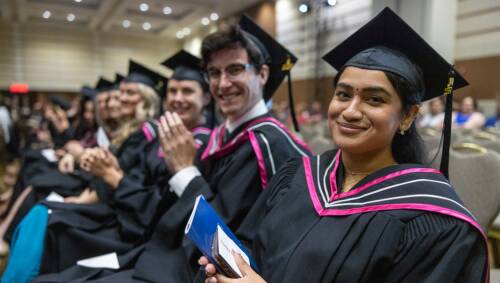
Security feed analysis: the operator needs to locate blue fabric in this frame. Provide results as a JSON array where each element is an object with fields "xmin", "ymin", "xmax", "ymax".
[
  {"xmin": 485, "ymin": 116, "xmax": 499, "ymax": 128},
  {"xmin": 1, "ymin": 204, "xmax": 49, "ymax": 283},
  {"xmin": 455, "ymin": 112, "xmax": 471, "ymax": 125}
]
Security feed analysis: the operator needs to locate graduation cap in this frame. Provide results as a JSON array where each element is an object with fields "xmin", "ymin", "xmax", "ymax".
[
  {"xmin": 109, "ymin": 73, "xmax": 125, "ymax": 91},
  {"xmin": 124, "ymin": 60, "xmax": 168, "ymax": 96},
  {"xmin": 239, "ymin": 15, "xmax": 300, "ymax": 131},
  {"xmin": 161, "ymin": 50, "xmax": 206, "ymax": 91},
  {"xmin": 80, "ymin": 85, "xmax": 97, "ymax": 100},
  {"xmin": 322, "ymin": 7, "xmax": 467, "ymax": 179},
  {"xmin": 95, "ymin": 77, "xmax": 113, "ymax": 92},
  {"xmin": 115, "ymin": 73, "xmax": 125, "ymax": 83},
  {"xmin": 48, "ymin": 95, "xmax": 71, "ymax": 111}
]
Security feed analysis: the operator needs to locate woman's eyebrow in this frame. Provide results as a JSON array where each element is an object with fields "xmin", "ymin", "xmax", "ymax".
[
  {"xmin": 362, "ymin": 86, "xmax": 391, "ymax": 97},
  {"xmin": 337, "ymin": 83, "xmax": 390, "ymax": 97},
  {"xmin": 336, "ymin": 82, "xmax": 353, "ymax": 91}
]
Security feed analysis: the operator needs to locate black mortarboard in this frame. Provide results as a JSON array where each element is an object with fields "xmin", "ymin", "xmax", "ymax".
[
  {"xmin": 161, "ymin": 50, "xmax": 206, "ymax": 91},
  {"xmin": 95, "ymin": 77, "xmax": 113, "ymax": 92},
  {"xmin": 115, "ymin": 73, "xmax": 125, "ymax": 83},
  {"xmin": 124, "ymin": 60, "xmax": 167, "ymax": 96},
  {"xmin": 48, "ymin": 95, "xmax": 71, "ymax": 111},
  {"xmin": 109, "ymin": 73, "xmax": 125, "ymax": 90},
  {"xmin": 322, "ymin": 7, "xmax": 467, "ymax": 102},
  {"xmin": 239, "ymin": 15, "xmax": 300, "ymax": 130},
  {"xmin": 322, "ymin": 7, "xmax": 468, "ymax": 179},
  {"xmin": 80, "ymin": 86, "xmax": 97, "ymax": 100},
  {"xmin": 239, "ymin": 15, "xmax": 297, "ymax": 101}
]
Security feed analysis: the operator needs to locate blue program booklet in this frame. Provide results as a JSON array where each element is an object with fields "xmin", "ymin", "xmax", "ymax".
[{"xmin": 184, "ymin": 195, "xmax": 258, "ymax": 278}]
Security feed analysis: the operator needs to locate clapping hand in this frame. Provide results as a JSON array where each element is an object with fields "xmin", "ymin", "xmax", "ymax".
[{"xmin": 157, "ymin": 111, "xmax": 197, "ymax": 173}]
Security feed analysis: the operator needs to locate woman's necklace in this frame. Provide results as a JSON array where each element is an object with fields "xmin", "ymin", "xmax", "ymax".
[{"xmin": 341, "ymin": 169, "xmax": 371, "ymax": 193}]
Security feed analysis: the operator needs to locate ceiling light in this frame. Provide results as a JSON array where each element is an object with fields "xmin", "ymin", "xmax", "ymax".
[
  {"xmin": 142, "ymin": 22, "xmax": 151, "ymax": 30},
  {"xmin": 75, "ymin": 0, "xmax": 82, "ymax": 2},
  {"xmin": 327, "ymin": 0, "xmax": 337, "ymax": 6},
  {"xmin": 163, "ymin": 6, "xmax": 172, "ymax": 15},
  {"xmin": 176, "ymin": 31, "xmax": 184, "ymax": 39},
  {"xmin": 67, "ymin": 13, "xmax": 76, "ymax": 22},
  {"xmin": 298, "ymin": 3, "xmax": 309, "ymax": 13},
  {"xmin": 210, "ymin": 12, "xmax": 219, "ymax": 21},
  {"xmin": 201, "ymin": 17, "xmax": 210, "ymax": 26},
  {"xmin": 42, "ymin": 10, "xmax": 51, "ymax": 19},
  {"xmin": 139, "ymin": 3, "xmax": 149, "ymax": 12},
  {"xmin": 182, "ymin": 27, "xmax": 191, "ymax": 35},
  {"xmin": 122, "ymin": 20, "xmax": 131, "ymax": 28}
]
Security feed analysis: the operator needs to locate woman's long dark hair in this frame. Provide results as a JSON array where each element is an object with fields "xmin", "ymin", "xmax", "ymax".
[
  {"xmin": 385, "ymin": 71, "xmax": 426, "ymax": 164},
  {"xmin": 333, "ymin": 68, "xmax": 426, "ymax": 165}
]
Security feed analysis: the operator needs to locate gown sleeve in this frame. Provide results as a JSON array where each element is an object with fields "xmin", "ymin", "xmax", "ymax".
[
  {"xmin": 236, "ymin": 157, "xmax": 302, "ymax": 247},
  {"xmin": 386, "ymin": 212, "xmax": 487, "ymax": 283}
]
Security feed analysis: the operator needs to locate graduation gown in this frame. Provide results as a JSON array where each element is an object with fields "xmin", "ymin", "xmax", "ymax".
[
  {"xmin": 129, "ymin": 115, "xmax": 311, "ymax": 283},
  {"xmin": 34, "ymin": 125, "xmax": 212, "ymax": 278},
  {"xmin": 238, "ymin": 149, "xmax": 488, "ymax": 283},
  {"xmin": 36, "ymin": 121, "xmax": 160, "ymax": 274},
  {"xmin": 3, "ymin": 149, "xmax": 91, "ymax": 243}
]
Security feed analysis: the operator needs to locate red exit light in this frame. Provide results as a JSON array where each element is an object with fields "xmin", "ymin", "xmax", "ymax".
[{"xmin": 9, "ymin": 83, "xmax": 30, "ymax": 94}]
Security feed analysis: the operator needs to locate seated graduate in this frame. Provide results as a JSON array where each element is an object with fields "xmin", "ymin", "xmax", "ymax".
[
  {"xmin": 93, "ymin": 76, "xmax": 118, "ymax": 149},
  {"xmin": 30, "ymin": 51, "xmax": 214, "ymax": 282},
  {"xmin": 200, "ymin": 8, "xmax": 489, "ymax": 283},
  {"xmin": 0, "ymin": 83, "xmax": 116, "ymax": 246},
  {"xmin": 0, "ymin": 61, "xmax": 165, "ymax": 282}
]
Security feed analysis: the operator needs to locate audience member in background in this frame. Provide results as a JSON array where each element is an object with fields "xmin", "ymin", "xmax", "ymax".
[
  {"xmin": 44, "ymin": 96, "xmax": 73, "ymax": 148},
  {"xmin": 485, "ymin": 94, "xmax": 500, "ymax": 129},
  {"xmin": 0, "ymin": 94, "xmax": 13, "ymax": 150},
  {"xmin": 71, "ymin": 92, "xmax": 98, "ymax": 148},
  {"xmin": 307, "ymin": 100, "xmax": 324, "ymax": 124},
  {"xmin": 452, "ymin": 96, "xmax": 485, "ymax": 129},
  {"xmin": 417, "ymin": 97, "xmax": 445, "ymax": 128},
  {"xmin": 294, "ymin": 102, "xmax": 309, "ymax": 125}
]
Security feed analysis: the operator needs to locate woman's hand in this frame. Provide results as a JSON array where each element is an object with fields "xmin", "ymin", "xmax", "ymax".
[
  {"xmin": 200, "ymin": 253, "xmax": 266, "ymax": 283},
  {"xmin": 64, "ymin": 188, "xmax": 99, "ymax": 204},
  {"xmin": 158, "ymin": 111, "xmax": 197, "ymax": 173},
  {"xmin": 44, "ymin": 106, "xmax": 69, "ymax": 133},
  {"xmin": 58, "ymin": 153, "xmax": 75, "ymax": 173},
  {"xmin": 80, "ymin": 148, "xmax": 123, "ymax": 189}
]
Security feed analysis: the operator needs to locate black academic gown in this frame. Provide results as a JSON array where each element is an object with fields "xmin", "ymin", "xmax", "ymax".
[
  {"xmin": 36, "ymin": 121, "xmax": 160, "ymax": 274},
  {"xmin": 36, "ymin": 115, "xmax": 312, "ymax": 283},
  {"xmin": 3, "ymin": 149, "xmax": 91, "ymax": 243},
  {"xmin": 33, "ymin": 125, "xmax": 213, "ymax": 281},
  {"xmin": 236, "ymin": 149, "xmax": 488, "ymax": 283}
]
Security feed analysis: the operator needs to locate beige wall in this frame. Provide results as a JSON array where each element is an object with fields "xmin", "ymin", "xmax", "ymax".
[
  {"xmin": 0, "ymin": 20, "xmax": 181, "ymax": 92},
  {"xmin": 456, "ymin": 0, "xmax": 500, "ymax": 60}
]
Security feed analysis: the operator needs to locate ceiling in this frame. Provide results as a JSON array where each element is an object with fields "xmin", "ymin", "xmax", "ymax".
[{"xmin": 0, "ymin": 0, "xmax": 264, "ymax": 39}]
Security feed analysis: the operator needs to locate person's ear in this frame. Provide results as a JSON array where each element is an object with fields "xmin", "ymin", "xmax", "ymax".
[
  {"xmin": 400, "ymin": 105, "xmax": 420, "ymax": 132},
  {"xmin": 259, "ymin": 64, "xmax": 269, "ymax": 85}
]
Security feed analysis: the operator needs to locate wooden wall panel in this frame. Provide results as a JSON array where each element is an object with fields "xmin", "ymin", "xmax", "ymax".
[{"xmin": 455, "ymin": 55, "xmax": 500, "ymax": 100}]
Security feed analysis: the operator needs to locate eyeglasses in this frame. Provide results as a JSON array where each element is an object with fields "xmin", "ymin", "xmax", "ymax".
[{"xmin": 204, "ymin": 63, "xmax": 254, "ymax": 83}]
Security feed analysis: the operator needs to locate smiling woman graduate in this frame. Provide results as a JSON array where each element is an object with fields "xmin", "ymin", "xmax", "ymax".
[{"xmin": 200, "ymin": 8, "xmax": 488, "ymax": 283}]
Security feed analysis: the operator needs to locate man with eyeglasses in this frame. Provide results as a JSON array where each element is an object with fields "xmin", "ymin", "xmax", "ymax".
[{"xmin": 127, "ymin": 16, "xmax": 312, "ymax": 282}]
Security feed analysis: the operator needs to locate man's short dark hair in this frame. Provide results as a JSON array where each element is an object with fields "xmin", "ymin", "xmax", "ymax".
[{"xmin": 201, "ymin": 25, "xmax": 267, "ymax": 71}]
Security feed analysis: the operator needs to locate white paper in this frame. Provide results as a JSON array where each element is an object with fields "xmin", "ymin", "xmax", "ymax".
[
  {"xmin": 185, "ymin": 195, "xmax": 203, "ymax": 234},
  {"xmin": 76, "ymin": 252, "xmax": 120, "ymax": 269},
  {"xmin": 46, "ymin": 192, "xmax": 64, "ymax": 203},
  {"xmin": 216, "ymin": 225, "xmax": 250, "ymax": 278},
  {"xmin": 41, "ymin": 149, "xmax": 58, "ymax": 162}
]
